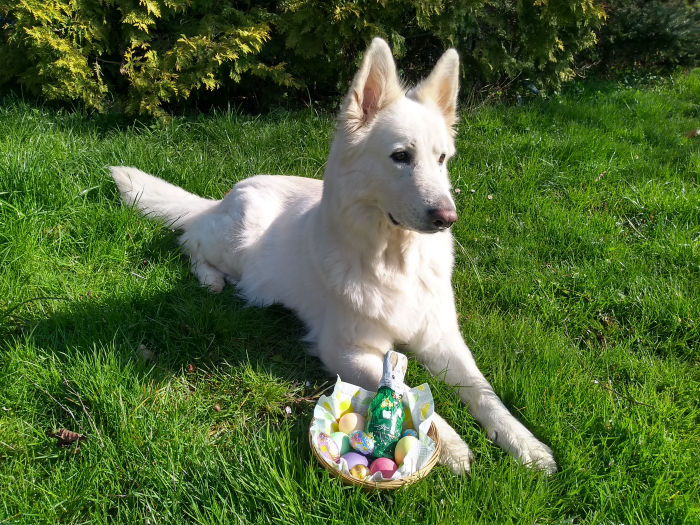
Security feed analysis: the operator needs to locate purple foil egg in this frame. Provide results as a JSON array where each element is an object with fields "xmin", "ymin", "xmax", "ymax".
[{"xmin": 341, "ymin": 451, "xmax": 369, "ymax": 470}]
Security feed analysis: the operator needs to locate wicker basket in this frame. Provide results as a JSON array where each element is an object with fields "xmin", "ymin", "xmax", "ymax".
[{"xmin": 309, "ymin": 422, "xmax": 441, "ymax": 491}]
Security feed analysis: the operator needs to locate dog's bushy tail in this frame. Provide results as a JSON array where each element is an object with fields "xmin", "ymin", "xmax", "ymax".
[{"xmin": 110, "ymin": 166, "xmax": 218, "ymax": 230}]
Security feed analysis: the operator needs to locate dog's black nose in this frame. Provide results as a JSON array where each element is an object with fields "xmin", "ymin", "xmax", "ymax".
[{"xmin": 428, "ymin": 207, "xmax": 458, "ymax": 229}]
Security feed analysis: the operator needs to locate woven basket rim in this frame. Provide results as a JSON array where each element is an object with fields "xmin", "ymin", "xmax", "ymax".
[{"xmin": 309, "ymin": 421, "xmax": 441, "ymax": 491}]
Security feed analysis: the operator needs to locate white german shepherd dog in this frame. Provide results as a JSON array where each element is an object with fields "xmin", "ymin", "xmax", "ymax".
[{"xmin": 110, "ymin": 38, "xmax": 556, "ymax": 474}]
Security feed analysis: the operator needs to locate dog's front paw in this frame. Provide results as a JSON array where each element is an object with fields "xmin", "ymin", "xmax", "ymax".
[
  {"xmin": 191, "ymin": 261, "xmax": 225, "ymax": 293},
  {"xmin": 439, "ymin": 436, "xmax": 474, "ymax": 475},
  {"xmin": 513, "ymin": 435, "xmax": 557, "ymax": 475}
]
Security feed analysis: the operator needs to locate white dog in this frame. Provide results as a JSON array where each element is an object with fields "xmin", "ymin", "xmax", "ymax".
[{"xmin": 110, "ymin": 38, "xmax": 556, "ymax": 475}]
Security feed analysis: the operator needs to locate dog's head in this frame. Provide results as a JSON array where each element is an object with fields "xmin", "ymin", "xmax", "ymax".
[{"xmin": 329, "ymin": 38, "xmax": 460, "ymax": 234}]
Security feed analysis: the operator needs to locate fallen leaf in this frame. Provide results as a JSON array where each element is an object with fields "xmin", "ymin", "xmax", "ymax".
[
  {"xmin": 50, "ymin": 428, "xmax": 86, "ymax": 448},
  {"xmin": 138, "ymin": 344, "xmax": 154, "ymax": 361}
]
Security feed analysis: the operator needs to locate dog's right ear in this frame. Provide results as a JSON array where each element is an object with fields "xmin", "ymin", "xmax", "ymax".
[{"xmin": 341, "ymin": 38, "xmax": 403, "ymax": 134}]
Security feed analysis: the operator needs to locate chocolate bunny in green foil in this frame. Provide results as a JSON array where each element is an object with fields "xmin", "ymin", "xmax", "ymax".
[{"xmin": 365, "ymin": 350, "xmax": 408, "ymax": 458}]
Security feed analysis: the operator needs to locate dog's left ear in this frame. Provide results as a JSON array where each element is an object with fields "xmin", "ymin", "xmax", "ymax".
[{"xmin": 410, "ymin": 49, "xmax": 460, "ymax": 129}]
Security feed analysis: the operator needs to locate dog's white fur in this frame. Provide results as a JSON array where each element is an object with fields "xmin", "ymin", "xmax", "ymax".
[{"xmin": 110, "ymin": 38, "xmax": 556, "ymax": 475}]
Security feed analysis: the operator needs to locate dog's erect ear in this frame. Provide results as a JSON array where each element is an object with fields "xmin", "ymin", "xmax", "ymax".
[
  {"xmin": 342, "ymin": 38, "xmax": 403, "ymax": 133},
  {"xmin": 410, "ymin": 49, "xmax": 460, "ymax": 129}
]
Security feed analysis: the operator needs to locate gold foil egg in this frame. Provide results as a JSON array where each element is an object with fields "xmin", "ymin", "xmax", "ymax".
[{"xmin": 349, "ymin": 464, "xmax": 370, "ymax": 479}]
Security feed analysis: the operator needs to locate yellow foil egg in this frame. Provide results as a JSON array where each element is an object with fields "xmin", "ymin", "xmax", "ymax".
[
  {"xmin": 394, "ymin": 435, "xmax": 419, "ymax": 465},
  {"xmin": 349, "ymin": 464, "xmax": 370, "ymax": 479}
]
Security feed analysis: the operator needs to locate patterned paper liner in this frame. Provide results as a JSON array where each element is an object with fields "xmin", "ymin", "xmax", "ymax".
[{"xmin": 310, "ymin": 376, "xmax": 436, "ymax": 482}]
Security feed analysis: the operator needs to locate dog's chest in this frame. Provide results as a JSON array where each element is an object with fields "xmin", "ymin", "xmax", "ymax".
[{"xmin": 359, "ymin": 244, "xmax": 452, "ymax": 341}]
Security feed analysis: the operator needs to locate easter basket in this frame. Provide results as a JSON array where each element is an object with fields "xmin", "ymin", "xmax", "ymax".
[{"xmin": 309, "ymin": 376, "xmax": 441, "ymax": 491}]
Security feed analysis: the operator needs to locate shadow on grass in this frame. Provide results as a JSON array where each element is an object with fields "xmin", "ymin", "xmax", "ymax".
[{"xmin": 13, "ymin": 260, "xmax": 327, "ymax": 390}]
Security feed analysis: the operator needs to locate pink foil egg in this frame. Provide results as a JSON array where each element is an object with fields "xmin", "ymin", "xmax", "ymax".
[{"xmin": 369, "ymin": 457, "xmax": 398, "ymax": 479}]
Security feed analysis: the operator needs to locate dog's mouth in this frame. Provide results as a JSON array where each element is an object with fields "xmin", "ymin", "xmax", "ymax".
[{"xmin": 387, "ymin": 212, "xmax": 441, "ymax": 234}]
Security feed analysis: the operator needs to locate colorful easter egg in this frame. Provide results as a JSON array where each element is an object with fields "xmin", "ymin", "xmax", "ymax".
[
  {"xmin": 349, "ymin": 430, "xmax": 375, "ymax": 455},
  {"xmin": 394, "ymin": 435, "xmax": 419, "ymax": 465},
  {"xmin": 349, "ymin": 464, "xmax": 370, "ymax": 479},
  {"xmin": 369, "ymin": 457, "xmax": 398, "ymax": 479},
  {"xmin": 330, "ymin": 432, "xmax": 352, "ymax": 455},
  {"xmin": 401, "ymin": 428, "xmax": 418, "ymax": 439},
  {"xmin": 341, "ymin": 451, "xmax": 369, "ymax": 470},
  {"xmin": 317, "ymin": 432, "xmax": 340, "ymax": 463},
  {"xmin": 338, "ymin": 412, "xmax": 365, "ymax": 434}
]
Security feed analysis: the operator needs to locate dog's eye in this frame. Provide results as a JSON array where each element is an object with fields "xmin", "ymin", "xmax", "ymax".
[
  {"xmin": 438, "ymin": 153, "xmax": 446, "ymax": 165},
  {"xmin": 390, "ymin": 151, "xmax": 411, "ymax": 164}
]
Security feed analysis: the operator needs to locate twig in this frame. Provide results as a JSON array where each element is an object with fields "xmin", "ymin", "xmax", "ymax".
[
  {"xmin": 623, "ymin": 216, "xmax": 647, "ymax": 240},
  {"xmin": 23, "ymin": 375, "xmax": 83, "ymax": 433},
  {"xmin": 307, "ymin": 380, "xmax": 334, "ymax": 399},
  {"xmin": 63, "ymin": 378, "xmax": 105, "ymax": 448},
  {"xmin": 292, "ymin": 380, "xmax": 334, "ymax": 404},
  {"xmin": 562, "ymin": 320, "xmax": 572, "ymax": 342},
  {"xmin": 593, "ymin": 379, "xmax": 654, "ymax": 408},
  {"xmin": 0, "ymin": 296, "xmax": 67, "ymax": 321},
  {"xmin": 95, "ymin": 57, "xmax": 123, "ymax": 66}
]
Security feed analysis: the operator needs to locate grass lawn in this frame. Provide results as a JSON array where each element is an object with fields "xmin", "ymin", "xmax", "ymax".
[{"xmin": 1, "ymin": 70, "xmax": 698, "ymax": 524}]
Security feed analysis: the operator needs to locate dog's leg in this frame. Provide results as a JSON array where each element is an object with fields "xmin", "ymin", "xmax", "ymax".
[
  {"xmin": 318, "ymin": 342, "xmax": 386, "ymax": 392},
  {"xmin": 318, "ymin": 336, "xmax": 474, "ymax": 475},
  {"xmin": 177, "ymin": 223, "xmax": 228, "ymax": 293},
  {"xmin": 433, "ymin": 413, "xmax": 474, "ymax": 475},
  {"xmin": 413, "ymin": 328, "xmax": 557, "ymax": 474}
]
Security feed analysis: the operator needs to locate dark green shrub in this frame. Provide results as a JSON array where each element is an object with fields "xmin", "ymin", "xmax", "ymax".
[
  {"xmin": 276, "ymin": 1, "xmax": 606, "ymax": 97},
  {"xmin": 0, "ymin": 0, "xmax": 606, "ymax": 116},
  {"xmin": 0, "ymin": 0, "xmax": 294, "ymax": 117},
  {"xmin": 588, "ymin": 0, "xmax": 699, "ymax": 69}
]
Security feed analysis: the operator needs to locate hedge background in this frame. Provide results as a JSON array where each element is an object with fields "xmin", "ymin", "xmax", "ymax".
[{"xmin": 0, "ymin": 0, "xmax": 696, "ymax": 116}]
